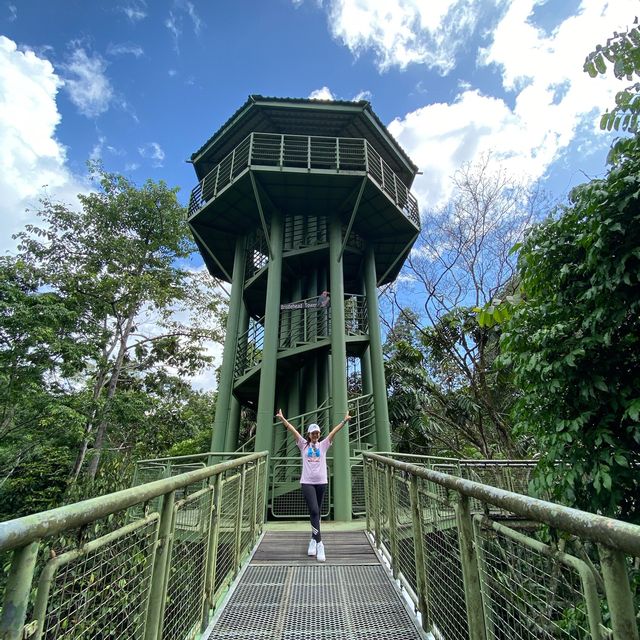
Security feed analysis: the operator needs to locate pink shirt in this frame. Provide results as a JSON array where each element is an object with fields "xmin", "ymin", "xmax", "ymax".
[{"xmin": 297, "ymin": 436, "xmax": 332, "ymax": 484}]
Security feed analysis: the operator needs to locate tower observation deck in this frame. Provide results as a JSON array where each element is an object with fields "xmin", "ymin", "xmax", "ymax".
[{"xmin": 188, "ymin": 95, "xmax": 420, "ymax": 520}]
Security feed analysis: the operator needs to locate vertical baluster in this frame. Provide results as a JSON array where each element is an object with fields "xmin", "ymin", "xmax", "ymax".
[
  {"xmin": 599, "ymin": 545, "xmax": 639, "ymax": 640},
  {"xmin": 0, "ymin": 542, "xmax": 39, "ymax": 640},
  {"xmin": 144, "ymin": 490, "xmax": 176, "ymax": 640},
  {"xmin": 409, "ymin": 475, "xmax": 431, "ymax": 632}
]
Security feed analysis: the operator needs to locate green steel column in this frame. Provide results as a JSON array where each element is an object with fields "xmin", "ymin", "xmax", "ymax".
[
  {"xmin": 255, "ymin": 210, "xmax": 284, "ymax": 454},
  {"xmin": 288, "ymin": 373, "xmax": 301, "ymax": 425},
  {"xmin": 224, "ymin": 302, "xmax": 249, "ymax": 452},
  {"xmin": 329, "ymin": 213, "xmax": 351, "ymax": 520},
  {"xmin": 304, "ymin": 359, "xmax": 318, "ymax": 421},
  {"xmin": 212, "ymin": 236, "xmax": 246, "ymax": 452},
  {"xmin": 363, "ymin": 244, "xmax": 392, "ymax": 452},
  {"xmin": 273, "ymin": 388, "xmax": 286, "ymax": 456},
  {"xmin": 0, "ymin": 541, "xmax": 39, "ymax": 640}
]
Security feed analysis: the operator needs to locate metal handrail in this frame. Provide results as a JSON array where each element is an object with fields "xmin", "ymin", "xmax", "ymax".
[
  {"xmin": 364, "ymin": 452, "xmax": 640, "ymax": 640},
  {"xmin": 188, "ymin": 132, "xmax": 420, "ymax": 227},
  {"xmin": 0, "ymin": 452, "xmax": 269, "ymax": 640}
]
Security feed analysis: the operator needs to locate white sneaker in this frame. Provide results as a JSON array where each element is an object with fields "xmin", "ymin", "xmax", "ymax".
[
  {"xmin": 307, "ymin": 538, "xmax": 317, "ymax": 556},
  {"xmin": 316, "ymin": 542, "xmax": 326, "ymax": 562}
]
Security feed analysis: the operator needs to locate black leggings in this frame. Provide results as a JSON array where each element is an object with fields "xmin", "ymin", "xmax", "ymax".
[{"xmin": 301, "ymin": 483, "xmax": 327, "ymax": 542}]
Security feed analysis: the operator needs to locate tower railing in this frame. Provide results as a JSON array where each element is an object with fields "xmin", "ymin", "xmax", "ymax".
[
  {"xmin": 188, "ymin": 132, "xmax": 420, "ymax": 227},
  {"xmin": 235, "ymin": 295, "xmax": 369, "ymax": 380},
  {"xmin": 0, "ymin": 452, "xmax": 268, "ymax": 640},
  {"xmin": 234, "ymin": 315, "xmax": 265, "ymax": 379},
  {"xmin": 278, "ymin": 295, "xmax": 331, "ymax": 349},
  {"xmin": 364, "ymin": 451, "xmax": 640, "ymax": 640}
]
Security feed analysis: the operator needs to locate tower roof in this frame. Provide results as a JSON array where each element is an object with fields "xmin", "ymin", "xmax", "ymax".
[{"xmin": 190, "ymin": 95, "xmax": 418, "ymax": 187}]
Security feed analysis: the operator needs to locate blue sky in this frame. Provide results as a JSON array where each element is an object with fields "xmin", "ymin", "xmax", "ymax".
[
  {"xmin": 0, "ymin": 0, "xmax": 636, "ymax": 387},
  {"xmin": 1, "ymin": 0, "xmax": 636, "ymax": 253}
]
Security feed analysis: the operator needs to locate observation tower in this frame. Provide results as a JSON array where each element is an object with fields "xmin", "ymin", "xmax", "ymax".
[{"xmin": 187, "ymin": 96, "xmax": 419, "ymax": 520}]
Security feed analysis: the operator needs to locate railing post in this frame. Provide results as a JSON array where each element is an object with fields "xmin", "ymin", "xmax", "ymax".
[
  {"xmin": 373, "ymin": 463, "xmax": 382, "ymax": 549},
  {"xmin": 202, "ymin": 473, "xmax": 223, "ymax": 626},
  {"xmin": 598, "ymin": 545, "xmax": 640, "ymax": 640},
  {"xmin": 213, "ymin": 164, "xmax": 220, "ymax": 198},
  {"xmin": 279, "ymin": 134, "xmax": 284, "ymax": 167},
  {"xmin": 144, "ymin": 489, "xmax": 176, "ymax": 640},
  {"xmin": 409, "ymin": 475, "xmax": 431, "ymax": 632},
  {"xmin": 250, "ymin": 461, "xmax": 261, "ymax": 540},
  {"xmin": 230, "ymin": 147, "xmax": 236, "ymax": 180},
  {"xmin": 456, "ymin": 496, "xmax": 487, "ymax": 640},
  {"xmin": 336, "ymin": 137, "xmax": 340, "ymax": 170},
  {"xmin": 385, "ymin": 466, "xmax": 399, "ymax": 578},
  {"xmin": 248, "ymin": 133, "xmax": 254, "ymax": 167},
  {"xmin": 233, "ymin": 467, "xmax": 247, "ymax": 573},
  {"xmin": 0, "ymin": 541, "xmax": 39, "ymax": 640}
]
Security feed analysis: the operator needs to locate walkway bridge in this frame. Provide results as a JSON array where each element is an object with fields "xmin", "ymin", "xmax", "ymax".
[{"xmin": 1, "ymin": 452, "xmax": 639, "ymax": 639}]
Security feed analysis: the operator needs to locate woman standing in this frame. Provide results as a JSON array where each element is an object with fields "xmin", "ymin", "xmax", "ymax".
[{"xmin": 275, "ymin": 408, "xmax": 351, "ymax": 562}]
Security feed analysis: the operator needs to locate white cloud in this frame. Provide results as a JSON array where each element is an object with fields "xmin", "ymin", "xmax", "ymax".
[
  {"xmin": 324, "ymin": 0, "xmax": 488, "ymax": 73},
  {"xmin": 121, "ymin": 1, "xmax": 147, "ymax": 22},
  {"xmin": 7, "ymin": 4, "xmax": 17, "ymax": 21},
  {"xmin": 138, "ymin": 142, "xmax": 165, "ymax": 167},
  {"xmin": 0, "ymin": 37, "xmax": 87, "ymax": 254},
  {"xmin": 352, "ymin": 90, "xmax": 372, "ymax": 101},
  {"xmin": 387, "ymin": 0, "xmax": 638, "ymax": 211},
  {"xmin": 90, "ymin": 136, "xmax": 125, "ymax": 161},
  {"xmin": 309, "ymin": 86, "xmax": 335, "ymax": 100},
  {"xmin": 62, "ymin": 47, "xmax": 114, "ymax": 118},
  {"xmin": 166, "ymin": 1, "xmax": 204, "ymax": 52},
  {"xmin": 106, "ymin": 43, "xmax": 144, "ymax": 57}
]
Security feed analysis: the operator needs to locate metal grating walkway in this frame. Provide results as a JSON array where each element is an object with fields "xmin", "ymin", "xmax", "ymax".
[{"xmin": 206, "ymin": 532, "xmax": 424, "ymax": 639}]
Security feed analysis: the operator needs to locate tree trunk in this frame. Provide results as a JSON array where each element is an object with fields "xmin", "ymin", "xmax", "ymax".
[{"xmin": 85, "ymin": 311, "xmax": 136, "ymax": 479}]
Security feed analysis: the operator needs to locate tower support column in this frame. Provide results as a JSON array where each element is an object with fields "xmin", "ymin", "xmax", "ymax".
[
  {"xmin": 211, "ymin": 236, "xmax": 246, "ymax": 452},
  {"xmin": 364, "ymin": 244, "xmax": 392, "ymax": 452},
  {"xmin": 329, "ymin": 214, "xmax": 352, "ymax": 520},
  {"xmin": 255, "ymin": 210, "xmax": 284, "ymax": 453}
]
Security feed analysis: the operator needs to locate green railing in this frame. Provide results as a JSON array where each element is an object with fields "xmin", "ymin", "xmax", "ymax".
[
  {"xmin": 363, "ymin": 452, "xmax": 640, "ymax": 640},
  {"xmin": 234, "ymin": 295, "xmax": 369, "ymax": 379},
  {"xmin": 0, "ymin": 452, "xmax": 268, "ymax": 640},
  {"xmin": 188, "ymin": 132, "xmax": 420, "ymax": 227}
]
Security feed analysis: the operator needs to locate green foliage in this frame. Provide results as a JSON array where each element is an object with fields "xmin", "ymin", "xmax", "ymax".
[
  {"xmin": 0, "ymin": 165, "xmax": 225, "ymax": 518},
  {"xmin": 584, "ymin": 18, "xmax": 640, "ymax": 146},
  {"xmin": 384, "ymin": 309, "xmax": 518, "ymax": 458},
  {"xmin": 500, "ymin": 135, "xmax": 640, "ymax": 522}
]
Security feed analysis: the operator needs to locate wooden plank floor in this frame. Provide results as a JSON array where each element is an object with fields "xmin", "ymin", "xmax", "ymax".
[{"xmin": 251, "ymin": 530, "xmax": 379, "ymax": 565}]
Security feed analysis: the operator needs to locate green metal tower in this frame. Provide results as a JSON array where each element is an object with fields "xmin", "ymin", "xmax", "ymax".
[{"xmin": 188, "ymin": 96, "xmax": 419, "ymax": 520}]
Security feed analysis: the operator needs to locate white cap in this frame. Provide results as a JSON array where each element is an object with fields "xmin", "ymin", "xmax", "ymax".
[{"xmin": 307, "ymin": 423, "xmax": 320, "ymax": 434}]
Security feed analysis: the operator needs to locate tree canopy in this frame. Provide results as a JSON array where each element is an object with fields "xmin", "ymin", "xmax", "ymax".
[
  {"xmin": 0, "ymin": 166, "xmax": 224, "ymax": 517},
  {"xmin": 500, "ymin": 133, "xmax": 640, "ymax": 522}
]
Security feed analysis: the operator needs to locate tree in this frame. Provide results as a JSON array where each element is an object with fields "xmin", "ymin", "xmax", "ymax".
[
  {"xmin": 12, "ymin": 164, "xmax": 224, "ymax": 481},
  {"xmin": 500, "ymin": 134, "xmax": 640, "ymax": 522},
  {"xmin": 386, "ymin": 155, "xmax": 546, "ymax": 457},
  {"xmin": 0, "ymin": 257, "xmax": 88, "ymax": 496},
  {"xmin": 584, "ymin": 17, "xmax": 640, "ymax": 134}
]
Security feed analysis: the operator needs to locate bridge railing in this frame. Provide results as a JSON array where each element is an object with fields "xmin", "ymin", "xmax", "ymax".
[
  {"xmin": 363, "ymin": 452, "xmax": 640, "ymax": 640},
  {"xmin": 0, "ymin": 452, "xmax": 268, "ymax": 640}
]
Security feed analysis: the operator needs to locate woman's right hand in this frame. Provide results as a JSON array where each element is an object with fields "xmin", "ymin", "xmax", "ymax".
[{"xmin": 276, "ymin": 408, "xmax": 284, "ymax": 421}]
